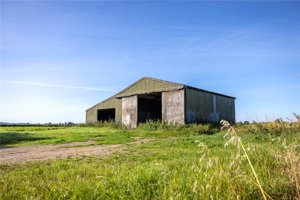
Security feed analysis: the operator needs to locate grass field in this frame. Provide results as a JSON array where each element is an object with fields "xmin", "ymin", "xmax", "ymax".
[{"xmin": 0, "ymin": 119, "xmax": 299, "ymax": 199}]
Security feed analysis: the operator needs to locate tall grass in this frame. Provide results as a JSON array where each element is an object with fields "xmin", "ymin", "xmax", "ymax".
[
  {"xmin": 0, "ymin": 115, "xmax": 299, "ymax": 199},
  {"xmin": 235, "ymin": 113, "xmax": 300, "ymax": 136},
  {"xmin": 81, "ymin": 120, "xmax": 127, "ymax": 129},
  {"xmin": 136, "ymin": 120, "xmax": 218, "ymax": 135},
  {"xmin": 222, "ymin": 120, "xmax": 268, "ymax": 199}
]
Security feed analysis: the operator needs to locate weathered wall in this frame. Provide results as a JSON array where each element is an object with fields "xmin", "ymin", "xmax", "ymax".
[
  {"xmin": 162, "ymin": 90, "xmax": 185, "ymax": 124},
  {"xmin": 216, "ymin": 95, "xmax": 235, "ymax": 123},
  {"xmin": 185, "ymin": 88, "xmax": 235, "ymax": 123},
  {"xmin": 185, "ymin": 88, "xmax": 214, "ymax": 123},
  {"xmin": 122, "ymin": 95, "xmax": 138, "ymax": 128},
  {"xmin": 86, "ymin": 97, "xmax": 122, "ymax": 123}
]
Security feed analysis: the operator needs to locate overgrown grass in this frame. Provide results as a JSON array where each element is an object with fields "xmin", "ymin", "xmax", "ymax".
[{"xmin": 0, "ymin": 117, "xmax": 299, "ymax": 199}]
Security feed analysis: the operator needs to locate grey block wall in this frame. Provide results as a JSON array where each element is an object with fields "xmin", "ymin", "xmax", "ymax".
[
  {"xmin": 122, "ymin": 95, "xmax": 138, "ymax": 128},
  {"xmin": 162, "ymin": 90, "xmax": 185, "ymax": 124}
]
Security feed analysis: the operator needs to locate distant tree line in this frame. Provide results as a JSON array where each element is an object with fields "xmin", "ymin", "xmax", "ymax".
[{"xmin": 0, "ymin": 122, "xmax": 77, "ymax": 127}]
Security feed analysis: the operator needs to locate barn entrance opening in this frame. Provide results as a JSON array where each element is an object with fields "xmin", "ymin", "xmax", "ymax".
[
  {"xmin": 97, "ymin": 108, "xmax": 115, "ymax": 122},
  {"xmin": 138, "ymin": 92, "xmax": 162, "ymax": 123}
]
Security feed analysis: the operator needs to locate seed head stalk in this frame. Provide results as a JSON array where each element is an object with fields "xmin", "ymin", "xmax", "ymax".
[
  {"xmin": 231, "ymin": 127, "xmax": 267, "ymax": 200},
  {"xmin": 222, "ymin": 120, "xmax": 268, "ymax": 200}
]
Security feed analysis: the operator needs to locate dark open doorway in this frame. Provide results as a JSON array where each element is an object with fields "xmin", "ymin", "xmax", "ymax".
[
  {"xmin": 138, "ymin": 93, "xmax": 162, "ymax": 123},
  {"xmin": 97, "ymin": 108, "xmax": 115, "ymax": 122}
]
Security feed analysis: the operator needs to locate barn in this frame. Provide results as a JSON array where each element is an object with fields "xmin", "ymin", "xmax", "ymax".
[{"xmin": 86, "ymin": 77, "xmax": 235, "ymax": 128}]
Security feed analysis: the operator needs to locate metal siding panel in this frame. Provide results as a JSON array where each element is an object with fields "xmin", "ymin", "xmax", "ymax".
[
  {"xmin": 185, "ymin": 88, "xmax": 214, "ymax": 123},
  {"xmin": 216, "ymin": 95, "xmax": 235, "ymax": 123},
  {"xmin": 115, "ymin": 99, "xmax": 122, "ymax": 123},
  {"xmin": 86, "ymin": 98, "xmax": 120, "ymax": 123},
  {"xmin": 185, "ymin": 88, "xmax": 235, "ymax": 123}
]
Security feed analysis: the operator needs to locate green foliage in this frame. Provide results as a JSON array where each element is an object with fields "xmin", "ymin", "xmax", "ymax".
[
  {"xmin": 137, "ymin": 120, "xmax": 170, "ymax": 131},
  {"xmin": 80, "ymin": 120, "xmax": 127, "ymax": 130},
  {"xmin": 235, "ymin": 118, "xmax": 300, "ymax": 136},
  {"xmin": 137, "ymin": 120, "xmax": 219, "ymax": 135}
]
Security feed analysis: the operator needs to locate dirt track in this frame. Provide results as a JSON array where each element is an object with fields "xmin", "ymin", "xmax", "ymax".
[{"xmin": 0, "ymin": 138, "xmax": 154, "ymax": 164}]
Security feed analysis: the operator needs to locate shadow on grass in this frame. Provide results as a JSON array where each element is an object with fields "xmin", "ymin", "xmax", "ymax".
[{"xmin": 0, "ymin": 132, "xmax": 51, "ymax": 146}]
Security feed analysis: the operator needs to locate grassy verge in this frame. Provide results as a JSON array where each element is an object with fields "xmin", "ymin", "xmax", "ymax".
[{"xmin": 0, "ymin": 119, "xmax": 299, "ymax": 199}]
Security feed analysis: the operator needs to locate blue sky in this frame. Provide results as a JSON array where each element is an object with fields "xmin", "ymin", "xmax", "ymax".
[{"xmin": 1, "ymin": 1, "xmax": 300, "ymax": 123}]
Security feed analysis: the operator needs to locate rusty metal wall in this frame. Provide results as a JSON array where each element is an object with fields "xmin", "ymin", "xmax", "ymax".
[
  {"xmin": 162, "ymin": 90, "xmax": 185, "ymax": 124},
  {"xmin": 122, "ymin": 95, "xmax": 138, "ymax": 128},
  {"xmin": 86, "ymin": 97, "xmax": 122, "ymax": 123},
  {"xmin": 185, "ymin": 88, "xmax": 235, "ymax": 123}
]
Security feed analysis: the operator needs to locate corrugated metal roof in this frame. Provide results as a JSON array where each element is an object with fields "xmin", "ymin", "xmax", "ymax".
[
  {"xmin": 115, "ymin": 77, "xmax": 184, "ymax": 98},
  {"xmin": 86, "ymin": 76, "xmax": 235, "ymax": 111}
]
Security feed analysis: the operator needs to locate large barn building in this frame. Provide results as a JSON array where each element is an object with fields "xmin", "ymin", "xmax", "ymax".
[{"xmin": 86, "ymin": 77, "xmax": 235, "ymax": 128}]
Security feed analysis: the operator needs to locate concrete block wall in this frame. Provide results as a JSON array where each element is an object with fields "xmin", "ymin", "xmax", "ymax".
[
  {"xmin": 122, "ymin": 95, "xmax": 138, "ymax": 128},
  {"xmin": 162, "ymin": 90, "xmax": 185, "ymax": 124}
]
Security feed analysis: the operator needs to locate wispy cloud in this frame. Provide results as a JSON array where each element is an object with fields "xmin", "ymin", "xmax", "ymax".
[{"xmin": 0, "ymin": 80, "xmax": 115, "ymax": 92}]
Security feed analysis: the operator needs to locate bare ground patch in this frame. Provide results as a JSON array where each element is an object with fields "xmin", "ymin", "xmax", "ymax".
[{"xmin": 0, "ymin": 138, "xmax": 155, "ymax": 164}]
